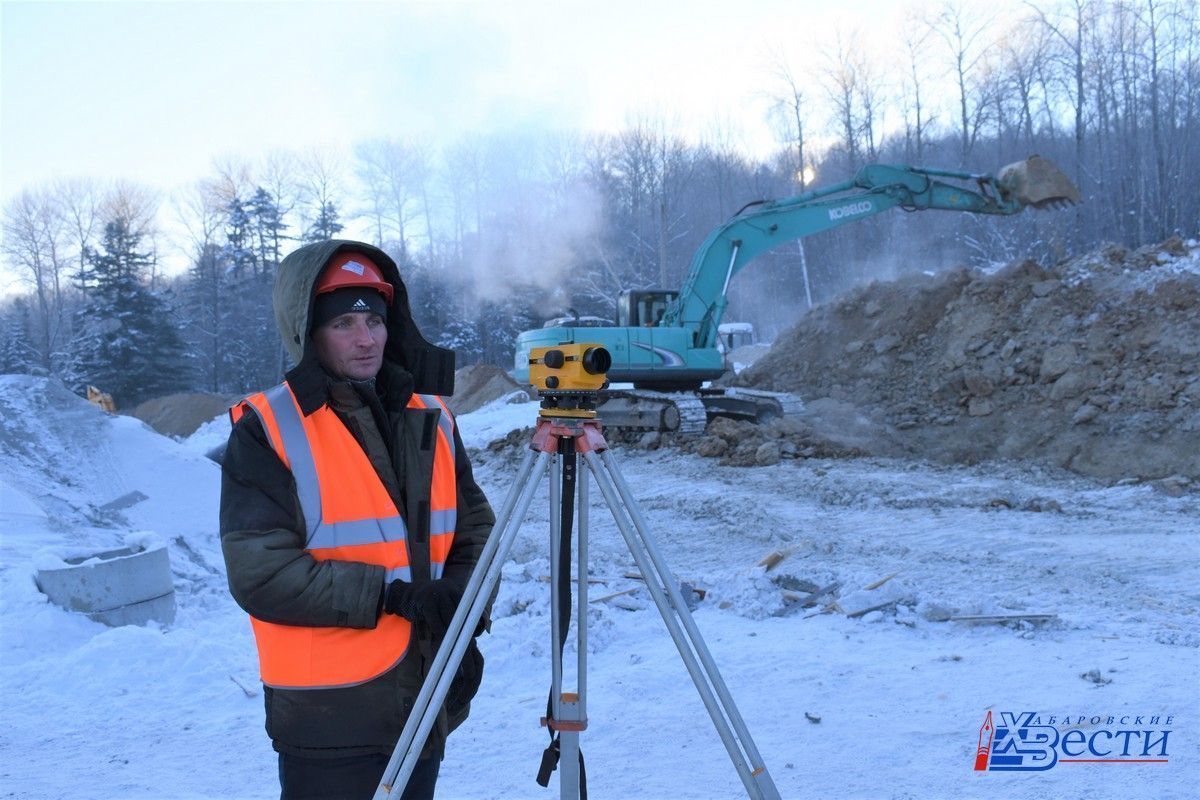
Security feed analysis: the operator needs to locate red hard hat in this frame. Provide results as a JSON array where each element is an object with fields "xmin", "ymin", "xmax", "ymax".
[{"xmin": 316, "ymin": 252, "xmax": 394, "ymax": 305}]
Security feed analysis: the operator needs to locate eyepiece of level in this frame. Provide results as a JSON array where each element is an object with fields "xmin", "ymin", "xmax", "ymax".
[{"xmin": 581, "ymin": 347, "xmax": 611, "ymax": 375}]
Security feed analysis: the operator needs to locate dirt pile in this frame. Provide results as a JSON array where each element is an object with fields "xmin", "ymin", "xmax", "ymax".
[
  {"xmin": 128, "ymin": 392, "xmax": 241, "ymax": 438},
  {"xmin": 447, "ymin": 364, "xmax": 530, "ymax": 417},
  {"xmin": 731, "ymin": 237, "xmax": 1200, "ymax": 484}
]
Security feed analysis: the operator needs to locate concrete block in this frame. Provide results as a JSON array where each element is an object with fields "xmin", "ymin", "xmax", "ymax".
[{"xmin": 36, "ymin": 544, "xmax": 176, "ymax": 627}]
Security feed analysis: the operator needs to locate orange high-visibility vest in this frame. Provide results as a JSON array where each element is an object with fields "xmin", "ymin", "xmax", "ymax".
[{"xmin": 230, "ymin": 381, "xmax": 458, "ymax": 689}]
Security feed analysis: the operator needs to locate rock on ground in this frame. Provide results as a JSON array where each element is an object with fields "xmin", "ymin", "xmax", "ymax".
[{"xmin": 730, "ymin": 237, "xmax": 1200, "ymax": 484}]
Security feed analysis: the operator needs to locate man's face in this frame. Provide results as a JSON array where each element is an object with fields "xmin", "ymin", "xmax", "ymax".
[{"xmin": 313, "ymin": 312, "xmax": 387, "ymax": 381}]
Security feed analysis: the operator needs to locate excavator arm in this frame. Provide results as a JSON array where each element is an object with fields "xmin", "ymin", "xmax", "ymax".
[{"xmin": 663, "ymin": 157, "xmax": 1079, "ymax": 349}]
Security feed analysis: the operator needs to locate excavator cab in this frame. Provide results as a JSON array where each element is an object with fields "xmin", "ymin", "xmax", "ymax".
[{"xmin": 617, "ymin": 290, "xmax": 678, "ymax": 327}]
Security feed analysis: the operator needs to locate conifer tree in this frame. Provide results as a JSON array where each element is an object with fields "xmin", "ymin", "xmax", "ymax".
[
  {"xmin": 303, "ymin": 201, "xmax": 344, "ymax": 243},
  {"xmin": 63, "ymin": 216, "xmax": 190, "ymax": 408},
  {"xmin": 217, "ymin": 190, "xmax": 291, "ymax": 392},
  {"xmin": 247, "ymin": 187, "xmax": 288, "ymax": 277},
  {"xmin": 0, "ymin": 298, "xmax": 38, "ymax": 374},
  {"xmin": 437, "ymin": 318, "xmax": 482, "ymax": 364}
]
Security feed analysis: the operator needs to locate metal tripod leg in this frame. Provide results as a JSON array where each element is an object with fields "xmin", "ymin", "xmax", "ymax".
[
  {"xmin": 376, "ymin": 417, "xmax": 779, "ymax": 799},
  {"xmin": 547, "ymin": 453, "xmax": 587, "ymax": 800},
  {"xmin": 374, "ymin": 448, "xmax": 553, "ymax": 799},
  {"xmin": 582, "ymin": 448, "xmax": 782, "ymax": 800}
]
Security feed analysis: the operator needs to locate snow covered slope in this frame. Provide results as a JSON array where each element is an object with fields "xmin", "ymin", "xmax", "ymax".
[{"xmin": 1, "ymin": 383, "xmax": 1196, "ymax": 799}]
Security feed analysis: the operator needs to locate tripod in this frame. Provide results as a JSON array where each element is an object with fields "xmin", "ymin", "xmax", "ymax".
[{"xmin": 374, "ymin": 410, "xmax": 781, "ymax": 800}]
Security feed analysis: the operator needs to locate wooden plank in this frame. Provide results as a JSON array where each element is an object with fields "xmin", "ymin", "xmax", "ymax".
[
  {"xmin": 758, "ymin": 546, "xmax": 797, "ymax": 571},
  {"xmin": 846, "ymin": 600, "xmax": 898, "ymax": 619},
  {"xmin": 588, "ymin": 585, "xmax": 643, "ymax": 604},
  {"xmin": 863, "ymin": 572, "xmax": 899, "ymax": 591}
]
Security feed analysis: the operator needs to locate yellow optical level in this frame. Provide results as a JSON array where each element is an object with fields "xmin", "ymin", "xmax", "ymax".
[{"xmin": 529, "ymin": 344, "xmax": 611, "ymax": 393}]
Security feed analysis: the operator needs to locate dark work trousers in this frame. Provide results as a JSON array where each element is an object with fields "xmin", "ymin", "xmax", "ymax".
[{"xmin": 278, "ymin": 752, "xmax": 440, "ymax": 800}]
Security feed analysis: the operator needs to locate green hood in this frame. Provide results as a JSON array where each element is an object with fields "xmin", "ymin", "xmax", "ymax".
[{"xmin": 274, "ymin": 240, "xmax": 455, "ymax": 396}]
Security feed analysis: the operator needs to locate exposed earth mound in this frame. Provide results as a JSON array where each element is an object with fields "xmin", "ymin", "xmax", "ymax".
[
  {"xmin": 729, "ymin": 237, "xmax": 1200, "ymax": 484},
  {"xmin": 128, "ymin": 392, "xmax": 241, "ymax": 438},
  {"xmin": 447, "ymin": 363, "xmax": 530, "ymax": 416}
]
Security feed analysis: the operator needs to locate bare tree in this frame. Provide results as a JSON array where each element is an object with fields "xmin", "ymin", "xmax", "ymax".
[
  {"xmin": 1, "ymin": 189, "xmax": 69, "ymax": 371},
  {"xmin": 698, "ymin": 115, "xmax": 750, "ymax": 218},
  {"xmin": 821, "ymin": 29, "xmax": 865, "ymax": 170},
  {"xmin": 765, "ymin": 49, "xmax": 811, "ymax": 190},
  {"xmin": 173, "ymin": 178, "xmax": 229, "ymax": 390},
  {"xmin": 929, "ymin": 0, "xmax": 999, "ymax": 166},
  {"xmin": 899, "ymin": 14, "xmax": 938, "ymax": 163},
  {"xmin": 998, "ymin": 15, "xmax": 1054, "ymax": 147},
  {"xmin": 441, "ymin": 136, "xmax": 487, "ymax": 263},
  {"xmin": 54, "ymin": 178, "xmax": 101, "ymax": 284},
  {"xmin": 210, "ymin": 156, "xmax": 255, "ymax": 209},
  {"xmin": 175, "ymin": 178, "xmax": 229, "ymax": 257},
  {"xmin": 1030, "ymin": 0, "xmax": 1098, "ymax": 241},
  {"xmin": 354, "ymin": 138, "xmax": 429, "ymax": 260},
  {"xmin": 650, "ymin": 124, "xmax": 694, "ymax": 288}
]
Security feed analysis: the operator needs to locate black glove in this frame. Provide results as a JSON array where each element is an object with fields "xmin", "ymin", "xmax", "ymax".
[
  {"xmin": 446, "ymin": 639, "xmax": 484, "ymax": 720},
  {"xmin": 383, "ymin": 579, "xmax": 463, "ymax": 638}
]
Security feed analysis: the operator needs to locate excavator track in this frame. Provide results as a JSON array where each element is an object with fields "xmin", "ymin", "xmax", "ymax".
[
  {"xmin": 597, "ymin": 390, "xmax": 707, "ymax": 433},
  {"xmin": 704, "ymin": 388, "xmax": 805, "ymax": 423},
  {"xmin": 596, "ymin": 388, "xmax": 801, "ymax": 434}
]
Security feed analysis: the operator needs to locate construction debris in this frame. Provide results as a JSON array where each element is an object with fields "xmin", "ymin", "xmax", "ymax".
[{"xmin": 780, "ymin": 580, "xmax": 841, "ymax": 610}]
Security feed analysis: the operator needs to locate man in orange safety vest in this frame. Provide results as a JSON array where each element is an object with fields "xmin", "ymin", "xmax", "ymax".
[{"xmin": 220, "ymin": 240, "xmax": 495, "ymax": 800}]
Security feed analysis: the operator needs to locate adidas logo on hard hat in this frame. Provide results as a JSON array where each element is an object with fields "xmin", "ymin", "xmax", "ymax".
[{"xmin": 351, "ymin": 298, "xmax": 371, "ymax": 311}]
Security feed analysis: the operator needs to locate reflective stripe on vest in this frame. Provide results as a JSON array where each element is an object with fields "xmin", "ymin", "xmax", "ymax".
[
  {"xmin": 407, "ymin": 393, "xmax": 458, "ymax": 580},
  {"xmin": 231, "ymin": 382, "xmax": 458, "ymax": 689}
]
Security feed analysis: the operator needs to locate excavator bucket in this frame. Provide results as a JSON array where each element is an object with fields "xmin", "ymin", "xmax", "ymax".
[{"xmin": 996, "ymin": 156, "xmax": 1081, "ymax": 210}]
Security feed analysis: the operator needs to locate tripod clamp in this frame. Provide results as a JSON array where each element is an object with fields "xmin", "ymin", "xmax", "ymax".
[{"xmin": 530, "ymin": 413, "xmax": 608, "ymax": 456}]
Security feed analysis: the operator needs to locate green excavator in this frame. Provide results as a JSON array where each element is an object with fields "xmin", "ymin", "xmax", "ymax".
[{"xmin": 514, "ymin": 156, "xmax": 1079, "ymax": 432}]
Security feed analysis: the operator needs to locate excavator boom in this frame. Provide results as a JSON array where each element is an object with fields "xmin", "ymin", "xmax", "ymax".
[
  {"xmin": 513, "ymin": 156, "xmax": 1078, "ymax": 431},
  {"xmin": 666, "ymin": 157, "xmax": 1079, "ymax": 348}
]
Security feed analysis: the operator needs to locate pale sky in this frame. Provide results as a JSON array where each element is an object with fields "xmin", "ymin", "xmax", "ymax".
[{"xmin": 1, "ymin": 0, "xmax": 918, "ymax": 201}]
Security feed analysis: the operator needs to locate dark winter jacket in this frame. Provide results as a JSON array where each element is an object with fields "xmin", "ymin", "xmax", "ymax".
[{"xmin": 219, "ymin": 241, "xmax": 494, "ymax": 759}]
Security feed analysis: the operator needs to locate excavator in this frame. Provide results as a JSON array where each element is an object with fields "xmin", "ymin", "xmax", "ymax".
[{"xmin": 514, "ymin": 156, "xmax": 1079, "ymax": 432}]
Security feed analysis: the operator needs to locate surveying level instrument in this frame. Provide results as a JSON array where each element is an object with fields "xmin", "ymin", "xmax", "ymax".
[{"xmin": 374, "ymin": 344, "xmax": 781, "ymax": 800}]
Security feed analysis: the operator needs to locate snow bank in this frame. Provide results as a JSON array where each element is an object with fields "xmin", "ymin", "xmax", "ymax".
[
  {"xmin": 1, "ymin": 373, "xmax": 1195, "ymax": 799},
  {"xmin": 0, "ymin": 374, "xmax": 224, "ymax": 585}
]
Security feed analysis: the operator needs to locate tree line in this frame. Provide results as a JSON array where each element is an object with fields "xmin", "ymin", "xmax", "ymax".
[{"xmin": 2, "ymin": 0, "xmax": 1196, "ymax": 409}]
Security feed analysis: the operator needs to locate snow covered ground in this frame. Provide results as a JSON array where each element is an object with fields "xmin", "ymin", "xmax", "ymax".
[{"xmin": 1, "ymin": 377, "xmax": 1196, "ymax": 799}]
